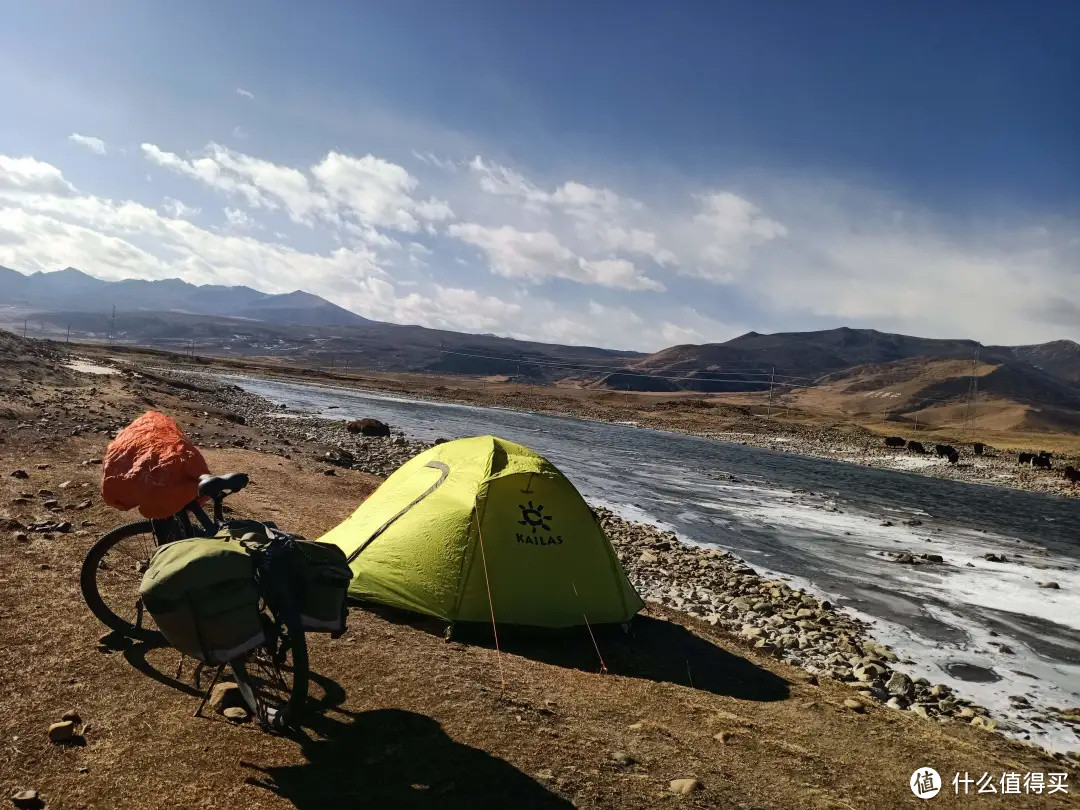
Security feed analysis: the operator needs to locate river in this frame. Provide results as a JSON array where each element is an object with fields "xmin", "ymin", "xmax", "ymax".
[{"xmin": 229, "ymin": 374, "xmax": 1080, "ymax": 752}]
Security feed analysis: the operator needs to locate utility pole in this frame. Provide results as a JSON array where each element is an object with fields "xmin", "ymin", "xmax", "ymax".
[
  {"xmin": 22, "ymin": 318, "xmax": 27, "ymax": 338},
  {"xmin": 964, "ymin": 348, "xmax": 980, "ymax": 432},
  {"xmin": 66, "ymin": 324, "xmax": 71, "ymax": 347},
  {"xmin": 767, "ymin": 366, "xmax": 776, "ymax": 417},
  {"xmin": 108, "ymin": 306, "xmax": 116, "ymax": 346}
]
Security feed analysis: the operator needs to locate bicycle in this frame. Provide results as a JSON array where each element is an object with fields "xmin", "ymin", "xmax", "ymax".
[{"xmin": 81, "ymin": 472, "xmax": 310, "ymax": 731}]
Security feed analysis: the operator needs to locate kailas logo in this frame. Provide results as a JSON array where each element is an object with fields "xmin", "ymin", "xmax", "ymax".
[{"xmin": 516, "ymin": 501, "xmax": 562, "ymax": 546}]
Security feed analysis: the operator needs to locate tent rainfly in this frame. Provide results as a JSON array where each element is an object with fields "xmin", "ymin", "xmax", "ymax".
[{"xmin": 319, "ymin": 435, "xmax": 644, "ymax": 629}]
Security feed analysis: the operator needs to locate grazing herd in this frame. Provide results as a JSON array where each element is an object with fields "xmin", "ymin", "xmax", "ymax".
[
  {"xmin": 934, "ymin": 444, "xmax": 960, "ymax": 464},
  {"xmin": 883, "ymin": 436, "xmax": 1078, "ymax": 484},
  {"xmin": 1017, "ymin": 451, "xmax": 1052, "ymax": 469}
]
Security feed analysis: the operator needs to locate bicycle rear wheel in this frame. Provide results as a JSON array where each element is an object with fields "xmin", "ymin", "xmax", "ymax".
[
  {"xmin": 80, "ymin": 520, "xmax": 166, "ymax": 642},
  {"xmin": 230, "ymin": 612, "xmax": 309, "ymax": 732}
]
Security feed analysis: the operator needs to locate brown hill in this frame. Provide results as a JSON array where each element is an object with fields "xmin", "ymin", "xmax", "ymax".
[{"xmin": 787, "ymin": 356, "xmax": 1080, "ymax": 434}]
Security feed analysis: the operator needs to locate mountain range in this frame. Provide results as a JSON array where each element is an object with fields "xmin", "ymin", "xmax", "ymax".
[
  {"xmin": 3, "ymin": 267, "xmax": 1080, "ymax": 431},
  {"xmin": 0, "ymin": 266, "xmax": 368, "ymax": 327}
]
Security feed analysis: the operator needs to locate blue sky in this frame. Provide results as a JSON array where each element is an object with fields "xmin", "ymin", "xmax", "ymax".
[{"xmin": 0, "ymin": 1, "xmax": 1076, "ymax": 350}]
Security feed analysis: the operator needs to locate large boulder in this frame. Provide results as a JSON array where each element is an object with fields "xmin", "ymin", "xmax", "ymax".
[{"xmin": 346, "ymin": 418, "xmax": 391, "ymax": 437}]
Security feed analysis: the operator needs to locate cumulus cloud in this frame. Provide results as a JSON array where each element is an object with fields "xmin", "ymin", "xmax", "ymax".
[
  {"xmin": 0, "ymin": 155, "xmax": 76, "ymax": 196},
  {"xmin": 68, "ymin": 133, "xmax": 107, "ymax": 155},
  {"xmin": 465, "ymin": 155, "xmax": 780, "ymax": 278},
  {"xmin": 392, "ymin": 285, "xmax": 522, "ymax": 332},
  {"xmin": 161, "ymin": 197, "xmax": 201, "ymax": 219},
  {"xmin": 447, "ymin": 223, "xmax": 663, "ymax": 291},
  {"xmin": 0, "ymin": 153, "xmax": 385, "ymax": 294},
  {"xmin": 223, "ymin": 207, "xmax": 256, "ymax": 229},
  {"xmin": 141, "ymin": 143, "xmax": 454, "ymax": 241},
  {"xmin": 312, "ymin": 151, "xmax": 453, "ymax": 231},
  {"xmin": 4, "ymin": 139, "xmax": 1077, "ymax": 351}
]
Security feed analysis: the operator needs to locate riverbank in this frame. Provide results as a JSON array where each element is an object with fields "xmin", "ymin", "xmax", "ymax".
[{"xmin": 84, "ymin": 343, "xmax": 1080, "ymax": 502}]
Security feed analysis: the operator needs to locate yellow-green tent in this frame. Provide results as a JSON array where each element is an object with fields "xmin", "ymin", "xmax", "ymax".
[{"xmin": 319, "ymin": 436, "xmax": 644, "ymax": 628}]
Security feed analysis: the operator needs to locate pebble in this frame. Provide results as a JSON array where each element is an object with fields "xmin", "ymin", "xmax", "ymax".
[
  {"xmin": 669, "ymin": 778, "xmax": 702, "ymax": 795},
  {"xmin": 610, "ymin": 751, "xmax": 635, "ymax": 767},
  {"xmin": 48, "ymin": 720, "xmax": 76, "ymax": 743},
  {"xmin": 10, "ymin": 469, "xmax": 28, "ymax": 479},
  {"xmin": 209, "ymin": 682, "xmax": 242, "ymax": 713},
  {"xmin": 843, "ymin": 699, "xmax": 866, "ymax": 713},
  {"xmin": 223, "ymin": 707, "xmax": 249, "ymax": 722},
  {"xmin": 11, "ymin": 790, "xmax": 41, "ymax": 809}
]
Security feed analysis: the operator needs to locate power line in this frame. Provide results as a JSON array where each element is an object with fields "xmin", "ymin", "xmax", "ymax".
[{"xmin": 434, "ymin": 348, "xmax": 818, "ymax": 385}]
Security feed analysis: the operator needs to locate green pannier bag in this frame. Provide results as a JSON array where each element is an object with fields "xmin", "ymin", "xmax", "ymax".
[
  {"xmin": 293, "ymin": 540, "xmax": 351, "ymax": 635},
  {"xmin": 139, "ymin": 537, "xmax": 265, "ymax": 664}
]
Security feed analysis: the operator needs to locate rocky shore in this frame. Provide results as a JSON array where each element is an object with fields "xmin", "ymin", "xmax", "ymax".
[
  {"xmin": 599, "ymin": 509, "xmax": 1061, "ymax": 734},
  {"xmin": 739, "ymin": 432, "xmax": 1080, "ymax": 500}
]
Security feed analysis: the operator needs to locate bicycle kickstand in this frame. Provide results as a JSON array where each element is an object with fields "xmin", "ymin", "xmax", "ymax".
[{"xmin": 193, "ymin": 663, "xmax": 227, "ymax": 719}]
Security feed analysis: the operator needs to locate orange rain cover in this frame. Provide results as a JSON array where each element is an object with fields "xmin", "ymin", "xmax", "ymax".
[{"xmin": 101, "ymin": 411, "xmax": 210, "ymax": 519}]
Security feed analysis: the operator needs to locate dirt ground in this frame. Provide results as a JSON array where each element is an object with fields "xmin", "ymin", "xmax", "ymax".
[{"xmin": 1, "ymin": 371, "xmax": 1077, "ymax": 809}]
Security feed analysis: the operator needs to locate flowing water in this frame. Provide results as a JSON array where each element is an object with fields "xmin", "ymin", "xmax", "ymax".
[{"xmin": 229, "ymin": 374, "xmax": 1080, "ymax": 751}]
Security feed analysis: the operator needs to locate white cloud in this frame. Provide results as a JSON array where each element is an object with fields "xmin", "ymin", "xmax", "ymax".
[
  {"xmin": 0, "ymin": 154, "xmax": 385, "ymax": 294},
  {"xmin": 674, "ymin": 192, "xmax": 788, "ymax": 281},
  {"xmin": 223, "ymin": 207, "xmax": 256, "ymax": 229},
  {"xmin": 161, "ymin": 198, "xmax": 201, "ymax": 219},
  {"xmin": 141, "ymin": 143, "xmax": 454, "ymax": 243},
  {"xmin": 141, "ymin": 143, "xmax": 272, "ymax": 210},
  {"xmin": 68, "ymin": 133, "xmax": 107, "ymax": 155},
  {"xmin": 469, "ymin": 156, "xmax": 551, "ymax": 207},
  {"xmin": 466, "ymin": 155, "xmax": 776, "ymax": 276},
  {"xmin": 312, "ymin": 151, "xmax": 453, "ymax": 232},
  {"xmin": 236, "ymin": 87, "xmax": 255, "ymax": 99},
  {"xmin": 412, "ymin": 151, "xmax": 459, "ymax": 172},
  {"xmin": 447, "ymin": 223, "xmax": 663, "ymax": 291},
  {"xmin": 0, "ymin": 155, "xmax": 75, "ymax": 196},
  {"xmin": 4, "ymin": 140, "xmax": 1077, "ymax": 351},
  {"xmin": 232, "ymin": 125, "xmax": 249, "ymax": 140},
  {"xmin": 392, "ymin": 285, "xmax": 522, "ymax": 332}
]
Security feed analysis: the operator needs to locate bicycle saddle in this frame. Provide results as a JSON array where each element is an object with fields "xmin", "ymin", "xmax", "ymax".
[{"xmin": 198, "ymin": 472, "xmax": 249, "ymax": 499}]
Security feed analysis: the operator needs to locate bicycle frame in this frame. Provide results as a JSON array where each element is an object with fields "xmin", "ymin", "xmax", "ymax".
[{"xmin": 149, "ymin": 497, "xmax": 224, "ymax": 544}]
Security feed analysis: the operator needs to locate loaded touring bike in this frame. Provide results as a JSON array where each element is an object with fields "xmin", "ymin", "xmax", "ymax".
[{"xmin": 80, "ymin": 473, "xmax": 347, "ymax": 731}]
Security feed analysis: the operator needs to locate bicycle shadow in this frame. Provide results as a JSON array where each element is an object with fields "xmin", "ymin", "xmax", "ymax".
[
  {"xmin": 118, "ymin": 636, "xmax": 349, "ymax": 711},
  {"xmin": 362, "ymin": 606, "xmax": 789, "ymax": 702},
  {"xmin": 245, "ymin": 707, "xmax": 573, "ymax": 809}
]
